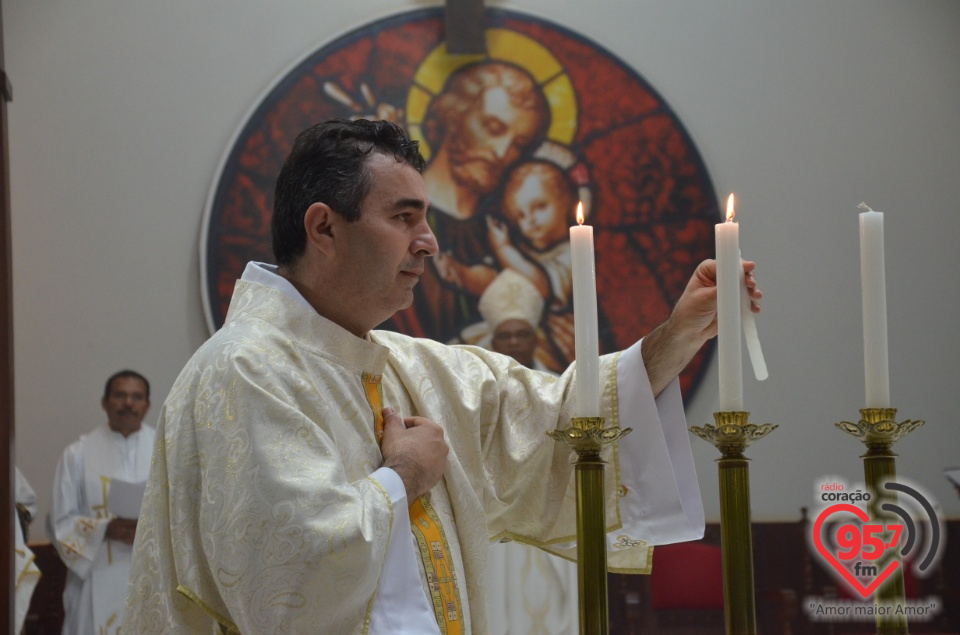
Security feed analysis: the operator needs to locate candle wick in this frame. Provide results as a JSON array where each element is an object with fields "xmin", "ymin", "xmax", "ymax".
[{"xmin": 858, "ymin": 202, "xmax": 874, "ymax": 212}]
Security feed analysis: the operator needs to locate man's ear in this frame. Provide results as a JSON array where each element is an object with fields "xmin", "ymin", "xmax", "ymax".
[{"xmin": 303, "ymin": 202, "xmax": 337, "ymax": 256}]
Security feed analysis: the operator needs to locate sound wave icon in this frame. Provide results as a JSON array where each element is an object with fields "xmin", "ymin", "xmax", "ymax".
[{"xmin": 882, "ymin": 481, "xmax": 941, "ymax": 573}]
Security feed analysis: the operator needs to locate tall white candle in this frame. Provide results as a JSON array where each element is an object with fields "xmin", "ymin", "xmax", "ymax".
[
  {"xmin": 859, "ymin": 204, "xmax": 890, "ymax": 408},
  {"xmin": 570, "ymin": 202, "xmax": 601, "ymax": 417},
  {"xmin": 716, "ymin": 194, "xmax": 743, "ymax": 411}
]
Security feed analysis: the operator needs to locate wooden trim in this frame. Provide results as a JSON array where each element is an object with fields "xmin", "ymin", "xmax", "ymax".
[
  {"xmin": 0, "ymin": 1, "xmax": 15, "ymax": 632},
  {"xmin": 444, "ymin": 0, "xmax": 486, "ymax": 55}
]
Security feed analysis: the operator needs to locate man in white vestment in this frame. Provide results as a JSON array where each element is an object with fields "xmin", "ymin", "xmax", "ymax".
[
  {"xmin": 52, "ymin": 370, "xmax": 154, "ymax": 635},
  {"xmin": 15, "ymin": 467, "xmax": 42, "ymax": 634},
  {"xmin": 476, "ymin": 270, "xmax": 579, "ymax": 634},
  {"xmin": 15, "ymin": 506, "xmax": 42, "ymax": 634},
  {"xmin": 125, "ymin": 119, "xmax": 761, "ymax": 634}
]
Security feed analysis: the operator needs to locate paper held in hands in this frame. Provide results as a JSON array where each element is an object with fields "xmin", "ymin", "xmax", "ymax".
[
  {"xmin": 740, "ymin": 261, "xmax": 768, "ymax": 381},
  {"xmin": 107, "ymin": 478, "xmax": 147, "ymax": 519}
]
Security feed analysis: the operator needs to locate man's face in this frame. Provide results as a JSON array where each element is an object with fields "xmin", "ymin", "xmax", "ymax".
[
  {"xmin": 445, "ymin": 85, "xmax": 542, "ymax": 194},
  {"xmin": 330, "ymin": 153, "xmax": 439, "ymax": 333},
  {"xmin": 102, "ymin": 376, "xmax": 150, "ymax": 437},
  {"xmin": 491, "ymin": 319, "xmax": 537, "ymax": 368}
]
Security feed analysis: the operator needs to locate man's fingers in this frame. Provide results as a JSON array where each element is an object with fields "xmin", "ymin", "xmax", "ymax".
[
  {"xmin": 382, "ymin": 407, "xmax": 404, "ymax": 429},
  {"xmin": 383, "ymin": 411, "xmax": 438, "ymax": 431},
  {"xmin": 403, "ymin": 416, "xmax": 435, "ymax": 429},
  {"xmin": 742, "ymin": 262, "xmax": 762, "ymax": 312},
  {"xmin": 693, "ymin": 258, "xmax": 717, "ymax": 286}
]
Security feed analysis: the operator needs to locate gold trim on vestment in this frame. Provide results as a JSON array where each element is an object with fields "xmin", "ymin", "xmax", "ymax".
[
  {"xmin": 176, "ymin": 584, "xmax": 241, "ymax": 634},
  {"xmin": 362, "ymin": 372, "xmax": 385, "ymax": 443},
  {"xmin": 362, "ymin": 371, "xmax": 464, "ymax": 633},
  {"xmin": 608, "ymin": 351, "xmax": 624, "ymax": 529},
  {"xmin": 410, "ymin": 496, "xmax": 464, "ymax": 634},
  {"xmin": 14, "ymin": 548, "xmax": 39, "ymax": 589},
  {"xmin": 95, "ymin": 476, "xmax": 114, "ymax": 565}
]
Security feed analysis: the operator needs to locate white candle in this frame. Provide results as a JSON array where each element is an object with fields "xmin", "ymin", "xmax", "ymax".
[
  {"xmin": 570, "ymin": 202, "xmax": 600, "ymax": 417},
  {"xmin": 716, "ymin": 194, "xmax": 743, "ymax": 411},
  {"xmin": 859, "ymin": 204, "xmax": 890, "ymax": 408}
]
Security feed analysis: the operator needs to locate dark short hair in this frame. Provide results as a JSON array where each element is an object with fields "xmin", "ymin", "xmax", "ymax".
[
  {"xmin": 271, "ymin": 118, "xmax": 426, "ymax": 267},
  {"xmin": 103, "ymin": 370, "xmax": 150, "ymax": 400}
]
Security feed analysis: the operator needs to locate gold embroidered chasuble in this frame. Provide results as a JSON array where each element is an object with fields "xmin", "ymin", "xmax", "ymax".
[{"xmin": 125, "ymin": 278, "xmax": 664, "ymax": 635}]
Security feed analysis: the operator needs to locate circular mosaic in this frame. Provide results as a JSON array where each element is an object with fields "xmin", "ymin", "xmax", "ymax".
[{"xmin": 201, "ymin": 7, "xmax": 719, "ymax": 398}]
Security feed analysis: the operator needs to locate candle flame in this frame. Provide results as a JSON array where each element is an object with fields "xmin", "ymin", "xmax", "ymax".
[
  {"xmin": 726, "ymin": 193, "xmax": 736, "ymax": 222},
  {"xmin": 576, "ymin": 201, "xmax": 584, "ymax": 225}
]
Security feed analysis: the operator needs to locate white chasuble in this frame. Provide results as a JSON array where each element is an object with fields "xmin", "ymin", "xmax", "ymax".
[
  {"xmin": 125, "ymin": 262, "xmax": 703, "ymax": 635},
  {"xmin": 53, "ymin": 424, "xmax": 154, "ymax": 635}
]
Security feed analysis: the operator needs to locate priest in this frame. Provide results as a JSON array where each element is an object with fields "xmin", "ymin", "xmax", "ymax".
[
  {"xmin": 52, "ymin": 370, "xmax": 154, "ymax": 634},
  {"xmin": 14, "ymin": 468, "xmax": 41, "ymax": 634},
  {"xmin": 125, "ymin": 118, "xmax": 761, "ymax": 634}
]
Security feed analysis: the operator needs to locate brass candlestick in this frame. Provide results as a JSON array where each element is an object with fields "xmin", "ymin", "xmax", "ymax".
[
  {"xmin": 549, "ymin": 417, "xmax": 632, "ymax": 635},
  {"xmin": 690, "ymin": 411, "xmax": 777, "ymax": 635},
  {"xmin": 836, "ymin": 408, "xmax": 924, "ymax": 635}
]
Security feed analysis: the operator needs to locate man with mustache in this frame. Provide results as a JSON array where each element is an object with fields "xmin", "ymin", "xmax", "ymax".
[
  {"xmin": 125, "ymin": 119, "xmax": 761, "ymax": 634},
  {"xmin": 393, "ymin": 61, "xmax": 549, "ymax": 342},
  {"xmin": 51, "ymin": 369, "xmax": 154, "ymax": 635}
]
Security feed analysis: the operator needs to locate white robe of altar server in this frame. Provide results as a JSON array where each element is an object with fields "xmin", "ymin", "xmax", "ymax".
[
  {"xmin": 52, "ymin": 423, "xmax": 154, "ymax": 635},
  {"xmin": 124, "ymin": 261, "xmax": 703, "ymax": 635},
  {"xmin": 15, "ymin": 509, "xmax": 41, "ymax": 633},
  {"xmin": 15, "ymin": 468, "xmax": 41, "ymax": 633},
  {"xmin": 486, "ymin": 539, "xmax": 579, "ymax": 635}
]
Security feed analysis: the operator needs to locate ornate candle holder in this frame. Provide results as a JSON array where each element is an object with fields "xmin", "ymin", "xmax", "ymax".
[
  {"xmin": 690, "ymin": 411, "xmax": 777, "ymax": 635},
  {"xmin": 836, "ymin": 408, "xmax": 924, "ymax": 635},
  {"xmin": 549, "ymin": 417, "xmax": 632, "ymax": 635}
]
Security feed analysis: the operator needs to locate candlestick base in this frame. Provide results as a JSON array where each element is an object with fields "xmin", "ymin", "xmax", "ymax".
[
  {"xmin": 689, "ymin": 411, "xmax": 777, "ymax": 457},
  {"xmin": 690, "ymin": 411, "xmax": 776, "ymax": 635},
  {"xmin": 548, "ymin": 417, "xmax": 631, "ymax": 635},
  {"xmin": 836, "ymin": 408, "xmax": 924, "ymax": 449},
  {"xmin": 547, "ymin": 416, "xmax": 632, "ymax": 456},
  {"xmin": 834, "ymin": 408, "xmax": 924, "ymax": 635}
]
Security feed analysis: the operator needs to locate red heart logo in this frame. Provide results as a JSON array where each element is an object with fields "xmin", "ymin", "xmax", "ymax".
[{"xmin": 812, "ymin": 503, "xmax": 900, "ymax": 599}]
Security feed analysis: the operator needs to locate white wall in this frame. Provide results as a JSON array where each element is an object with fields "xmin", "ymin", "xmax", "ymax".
[{"xmin": 6, "ymin": 0, "xmax": 959, "ymax": 541}]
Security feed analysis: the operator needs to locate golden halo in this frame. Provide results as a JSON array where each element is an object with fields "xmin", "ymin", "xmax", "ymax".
[{"xmin": 406, "ymin": 28, "xmax": 578, "ymax": 161}]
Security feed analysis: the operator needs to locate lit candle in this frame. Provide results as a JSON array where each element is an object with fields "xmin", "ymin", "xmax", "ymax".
[
  {"xmin": 570, "ymin": 202, "xmax": 600, "ymax": 417},
  {"xmin": 859, "ymin": 203, "xmax": 890, "ymax": 408},
  {"xmin": 716, "ymin": 194, "xmax": 743, "ymax": 411}
]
